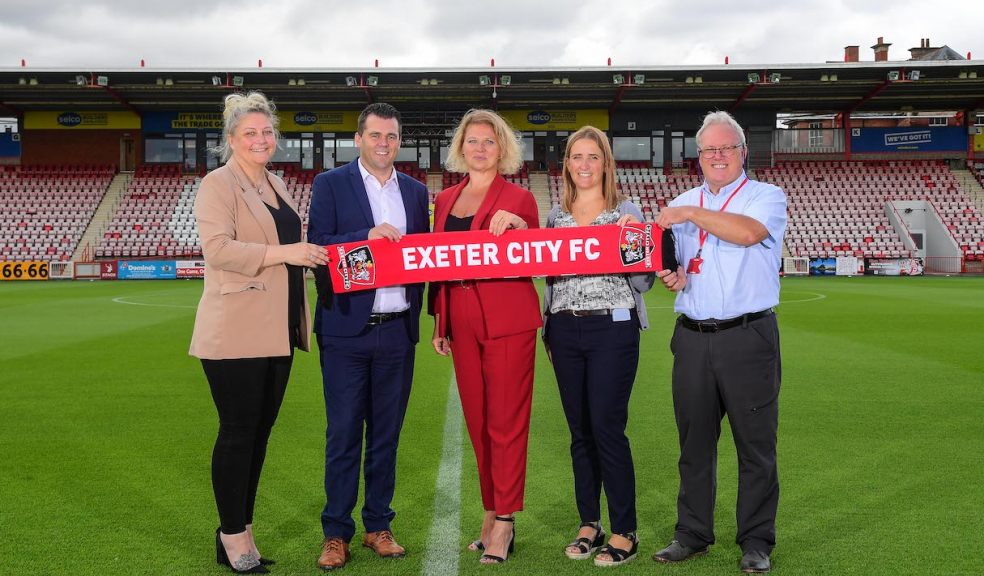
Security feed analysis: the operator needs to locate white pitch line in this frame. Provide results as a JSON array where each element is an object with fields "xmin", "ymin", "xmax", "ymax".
[
  {"xmin": 111, "ymin": 295, "xmax": 196, "ymax": 309},
  {"xmin": 421, "ymin": 374, "xmax": 463, "ymax": 576}
]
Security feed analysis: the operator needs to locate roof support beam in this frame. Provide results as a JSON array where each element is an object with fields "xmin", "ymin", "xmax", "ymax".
[
  {"xmin": 729, "ymin": 83, "xmax": 757, "ymax": 112},
  {"xmin": 99, "ymin": 85, "xmax": 141, "ymax": 117}
]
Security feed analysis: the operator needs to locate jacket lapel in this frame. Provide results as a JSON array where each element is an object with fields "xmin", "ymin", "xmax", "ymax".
[
  {"xmin": 228, "ymin": 161, "xmax": 277, "ymax": 244},
  {"xmin": 435, "ymin": 177, "xmax": 466, "ymax": 233},
  {"xmin": 470, "ymin": 173, "xmax": 506, "ymax": 230},
  {"xmin": 349, "ymin": 159, "xmax": 376, "ymax": 227}
]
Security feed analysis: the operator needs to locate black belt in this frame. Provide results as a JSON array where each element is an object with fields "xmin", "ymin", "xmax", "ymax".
[
  {"xmin": 555, "ymin": 309, "xmax": 612, "ymax": 317},
  {"xmin": 367, "ymin": 309, "xmax": 410, "ymax": 325},
  {"xmin": 679, "ymin": 309, "xmax": 773, "ymax": 333}
]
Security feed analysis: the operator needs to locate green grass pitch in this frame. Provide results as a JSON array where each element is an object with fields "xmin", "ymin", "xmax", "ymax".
[{"xmin": 1, "ymin": 276, "xmax": 981, "ymax": 575}]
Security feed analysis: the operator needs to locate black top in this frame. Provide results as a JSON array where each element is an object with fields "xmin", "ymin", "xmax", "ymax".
[
  {"xmin": 445, "ymin": 214, "xmax": 474, "ymax": 232},
  {"xmin": 263, "ymin": 197, "xmax": 304, "ymax": 349}
]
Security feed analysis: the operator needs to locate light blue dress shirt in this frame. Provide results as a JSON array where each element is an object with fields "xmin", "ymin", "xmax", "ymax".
[{"xmin": 670, "ymin": 171, "xmax": 787, "ymax": 321}]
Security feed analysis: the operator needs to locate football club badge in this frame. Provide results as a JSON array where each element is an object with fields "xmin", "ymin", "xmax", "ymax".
[
  {"xmin": 618, "ymin": 224, "xmax": 654, "ymax": 268},
  {"xmin": 336, "ymin": 245, "xmax": 376, "ymax": 290}
]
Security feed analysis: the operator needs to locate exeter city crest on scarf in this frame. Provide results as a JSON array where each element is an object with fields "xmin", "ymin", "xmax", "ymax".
[
  {"xmin": 618, "ymin": 223, "xmax": 654, "ymax": 267},
  {"xmin": 336, "ymin": 245, "xmax": 376, "ymax": 290}
]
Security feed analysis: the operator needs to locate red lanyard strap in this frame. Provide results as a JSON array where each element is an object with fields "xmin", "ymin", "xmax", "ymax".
[{"xmin": 696, "ymin": 177, "xmax": 749, "ymax": 252}]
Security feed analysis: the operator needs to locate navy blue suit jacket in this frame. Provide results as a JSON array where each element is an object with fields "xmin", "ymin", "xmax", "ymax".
[{"xmin": 308, "ymin": 159, "xmax": 430, "ymax": 342}]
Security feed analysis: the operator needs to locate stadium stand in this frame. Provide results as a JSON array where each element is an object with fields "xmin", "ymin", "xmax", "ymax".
[
  {"xmin": 95, "ymin": 164, "xmax": 201, "ymax": 259},
  {"xmin": 0, "ymin": 165, "xmax": 113, "ymax": 262},
  {"xmin": 758, "ymin": 160, "xmax": 984, "ymax": 260}
]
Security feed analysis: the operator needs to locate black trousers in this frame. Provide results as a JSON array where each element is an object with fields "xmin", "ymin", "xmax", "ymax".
[
  {"xmin": 669, "ymin": 313, "xmax": 781, "ymax": 554},
  {"xmin": 202, "ymin": 355, "xmax": 292, "ymax": 534},
  {"xmin": 547, "ymin": 312, "xmax": 640, "ymax": 534}
]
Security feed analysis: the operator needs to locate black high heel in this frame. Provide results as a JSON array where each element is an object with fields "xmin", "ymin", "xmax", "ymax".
[
  {"xmin": 480, "ymin": 516, "xmax": 515, "ymax": 564},
  {"xmin": 216, "ymin": 528, "xmax": 269, "ymax": 574}
]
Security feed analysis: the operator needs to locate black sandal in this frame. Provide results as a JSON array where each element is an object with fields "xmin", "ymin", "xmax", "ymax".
[
  {"xmin": 479, "ymin": 516, "xmax": 515, "ymax": 564},
  {"xmin": 593, "ymin": 532, "xmax": 638, "ymax": 567},
  {"xmin": 565, "ymin": 521, "xmax": 605, "ymax": 560}
]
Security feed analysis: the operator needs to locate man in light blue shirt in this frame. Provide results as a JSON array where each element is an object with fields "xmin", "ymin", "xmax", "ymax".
[{"xmin": 652, "ymin": 111, "xmax": 786, "ymax": 574}]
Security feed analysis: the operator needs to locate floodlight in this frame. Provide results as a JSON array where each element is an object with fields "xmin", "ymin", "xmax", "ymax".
[
  {"xmin": 694, "ymin": 75, "xmax": 703, "ymax": 83},
  {"xmin": 970, "ymin": 72, "xmax": 978, "ymax": 79},
  {"xmin": 959, "ymin": 71, "xmax": 968, "ymax": 79},
  {"xmin": 96, "ymin": 75, "xmax": 109, "ymax": 86},
  {"xmin": 500, "ymin": 75, "xmax": 511, "ymax": 86},
  {"xmin": 345, "ymin": 76, "xmax": 357, "ymax": 87},
  {"xmin": 768, "ymin": 72, "xmax": 781, "ymax": 83},
  {"xmin": 366, "ymin": 76, "xmax": 379, "ymax": 86},
  {"xmin": 685, "ymin": 76, "xmax": 694, "ymax": 83},
  {"xmin": 232, "ymin": 76, "xmax": 244, "ymax": 87},
  {"xmin": 479, "ymin": 75, "xmax": 491, "ymax": 86},
  {"xmin": 829, "ymin": 74, "xmax": 837, "ymax": 82},
  {"xmin": 747, "ymin": 72, "xmax": 760, "ymax": 83},
  {"xmin": 633, "ymin": 74, "xmax": 645, "ymax": 85},
  {"xmin": 76, "ymin": 75, "xmax": 88, "ymax": 86},
  {"xmin": 288, "ymin": 78, "xmax": 296, "ymax": 86},
  {"xmin": 820, "ymin": 74, "xmax": 829, "ymax": 82},
  {"xmin": 296, "ymin": 78, "xmax": 305, "ymax": 86},
  {"xmin": 887, "ymin": 71, "xmax": 900, "ymax": 81},
  {"xmin": 429, "ymin": 78, "xmax": 439, "ymax": 85},
  {"xmin": 29, "ymin": 78, "xmax": 38, "ymax": 85},
  {"xmin": 211, "ymin": 76, "xmax": 222, "ymax": 86},
  {"xmin": 18, "ymin": 77, "xmax": 26, "ymax": 85},
  {"xmin": 908, "ymin": 70, "xmax": 920, "ymax": 81},
  {"xmin": 552, "ymin": 77, "xmax": 561, "ymax": 85},
  {"xmin": 561, "ymin": 77, "xmax": 569, "ymax": 84},
  {"xmin": 164, "ymin": 78, "xmax": 173, "ymax": 86},
  {"xmin": 612, "ymin": 74, "xmax": 625, "ymax": 85}
]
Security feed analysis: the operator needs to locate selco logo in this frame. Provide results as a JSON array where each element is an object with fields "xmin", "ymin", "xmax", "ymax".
[
  {"xmin": 527, "ymin": 111, "xmax": 551, "ymax": 125},
  {"xmin": 294, "ymin": 112, "xmax": 318, "ymax": 126},
  {"xmin": 57, "ymin": 113, "xmax": 83, "ymax": 127}
]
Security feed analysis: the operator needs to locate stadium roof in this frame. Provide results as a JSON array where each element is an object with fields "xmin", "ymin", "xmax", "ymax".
[{"xmin": 2, "ymin": 60, "xmax": 983, "ymax": 118}]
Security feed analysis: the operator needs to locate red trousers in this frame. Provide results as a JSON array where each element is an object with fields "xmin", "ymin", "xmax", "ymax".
[{"xmin": 448, "ymin": 283, "xmax": 536, "ymax": 515}]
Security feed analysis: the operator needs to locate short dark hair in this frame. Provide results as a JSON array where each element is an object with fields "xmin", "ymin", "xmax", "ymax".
[{"xmin": 357, "ymin": 103, "xmax": 401, "ymax": 135}]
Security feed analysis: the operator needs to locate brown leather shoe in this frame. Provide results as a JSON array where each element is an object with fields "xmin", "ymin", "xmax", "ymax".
[
  {"xmin": 317, "ymin": 537, "xmax": 350, "ymax": 571},
  {"xmin": 362, "ymin": 530, "xmax": 406, "ymax": 558}
]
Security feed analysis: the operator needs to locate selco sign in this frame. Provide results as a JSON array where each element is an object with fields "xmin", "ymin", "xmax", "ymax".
[
  {"xmin": 57, "ymin": 113, "xmax": 83, "ymax": 127},
  {"xmin": 294, "ymin": 112, "xmax": 318, "ymax": 126},
  {"xmin": 527, "ymin": 111, "xmax": 551, "ymax": 125}
]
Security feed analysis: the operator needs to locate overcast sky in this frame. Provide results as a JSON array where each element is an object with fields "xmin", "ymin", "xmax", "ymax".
[{"xmin": 0, "ymin": 0, "xmax": 979, "ymax": 69}]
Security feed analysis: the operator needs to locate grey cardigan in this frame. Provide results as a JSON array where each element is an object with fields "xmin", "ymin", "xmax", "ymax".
[{"xmin": 541, "ymin": 200, "xmax": 656, "ymax": 336}]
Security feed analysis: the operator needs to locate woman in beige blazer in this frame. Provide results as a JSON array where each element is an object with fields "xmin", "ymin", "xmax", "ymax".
[{"xmin": 189, "ymin": 92, "xmax": 327, "ymax": 574}]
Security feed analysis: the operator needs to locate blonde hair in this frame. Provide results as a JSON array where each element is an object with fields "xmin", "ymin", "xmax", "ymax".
[
  {"xmin": 214, "ymin": 91, "xmax": 280, "ymax": 163},
  {"xmin": 445, "ymin": 109, "xmax": 523, "ymax": 175},
  {"xmin": 561, "ymin": 125, "xmax": 623, "ymax": 213}
]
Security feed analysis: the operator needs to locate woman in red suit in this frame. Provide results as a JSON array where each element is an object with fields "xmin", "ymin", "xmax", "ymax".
[{"xmin": 429, "ymin": 109, "xmax": 542, "ymax": 564}]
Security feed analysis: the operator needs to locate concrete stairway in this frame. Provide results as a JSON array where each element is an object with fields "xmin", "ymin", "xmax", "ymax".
[
  {"xmin": 951, "ymin": 169, "xmax": 984, "ymax": 213},
  {"xmin": 72, "ymin": 172, "xmax": 131, "ymax": 260},
  {"xmin": 528, "ymin": 171, "xmax": 552, "ymax": 227}
]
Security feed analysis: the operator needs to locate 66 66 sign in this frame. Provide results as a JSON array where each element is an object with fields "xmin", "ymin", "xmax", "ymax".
[{"xmin": 0, "ymin": 261, "xmax": 49, "ymax": 281}]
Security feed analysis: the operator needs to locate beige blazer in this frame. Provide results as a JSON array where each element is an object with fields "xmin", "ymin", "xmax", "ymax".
[{"xmin": 189, "ymin": 160, "xmax": 311, "ymax": 359}]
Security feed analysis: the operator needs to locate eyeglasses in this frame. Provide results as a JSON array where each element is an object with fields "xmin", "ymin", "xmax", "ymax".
[{"xmin": 698, "ymin": 144, "xmax": 744, "ymax": 158}]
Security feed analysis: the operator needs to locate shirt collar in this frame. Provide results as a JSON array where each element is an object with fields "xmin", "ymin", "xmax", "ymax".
[
  {"xmin": 702, "ymin": 171, "xmax": 748, "ymax": 199},
  {"xmin": 357, "ymin": 158, "xmax": 397, "ymax": 188}
]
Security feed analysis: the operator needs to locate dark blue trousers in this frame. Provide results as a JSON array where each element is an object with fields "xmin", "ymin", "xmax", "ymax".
[
  {"xmin": 546, "ymin": 311, "xmax": 640, "ymax": 534},
  {"xmin": 317, "ymin": 319, "xmax": 415, "ymax": 542}
]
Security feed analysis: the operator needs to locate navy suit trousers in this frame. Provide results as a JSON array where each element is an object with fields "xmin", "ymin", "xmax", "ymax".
[{"xmin": 317, "ymin": 318, "xmax": 415, "ymax": 541}]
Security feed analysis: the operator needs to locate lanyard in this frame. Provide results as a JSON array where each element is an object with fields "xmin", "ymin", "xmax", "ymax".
[{"xmin": 696, "ymin": 177, "xmax": 749, "ymax": 256}]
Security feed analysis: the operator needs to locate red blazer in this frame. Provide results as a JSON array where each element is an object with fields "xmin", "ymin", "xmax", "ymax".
[{"xmin": 428, "ymin": 173, "xmax": 543, "ymax": 339}]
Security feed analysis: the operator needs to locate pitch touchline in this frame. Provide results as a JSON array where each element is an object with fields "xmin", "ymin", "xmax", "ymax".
[{"xmin": 421, "ymin": 373, "xmax": 463, "ymax": 576}]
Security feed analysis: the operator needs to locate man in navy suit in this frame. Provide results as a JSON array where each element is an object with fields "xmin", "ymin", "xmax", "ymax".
[{"xmin": 308, "ymin": 103, "xmax": 430, "ymax": 570}]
